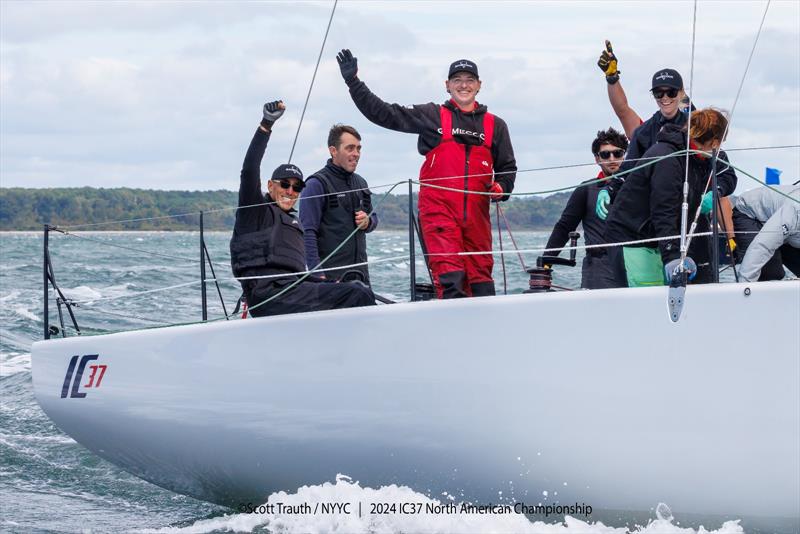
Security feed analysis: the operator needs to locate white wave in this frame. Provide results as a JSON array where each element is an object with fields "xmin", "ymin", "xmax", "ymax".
[
  {"xmin": 13, "ymin": 307, "xmax": 39, "ymax": 322},
  {"xmin": 134, "ymin": 475, "xmax": 743, "ymax": 534},
  {"xmin": 0, "ymin": 431, "xmax": 75, "ymax": 445},
  {"xmin": 0, "ymin": 290, "xmax": 21, "ymax": 302},
  {"xmin": 0, "ymin": 352, "xmax": 31, "ymax": 377},
  {"xmin": 62, "ymin": 285, "xmax": 103, "ymax": 301}
]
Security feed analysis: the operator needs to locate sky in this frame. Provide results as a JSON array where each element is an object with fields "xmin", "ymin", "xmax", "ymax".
[{"xmin": 1, "ymin": 0, "xmax": 798, "ymax": 198}]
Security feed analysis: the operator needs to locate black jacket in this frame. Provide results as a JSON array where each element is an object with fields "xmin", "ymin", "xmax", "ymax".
[
  {"xmin": 607, "ymin": 109, "xmax": 688, "ymax": 199},
  {"xmin": 545, "ymin": 174, "xmax": 609, "ymax": 256},
  {"xmin": 604, "ymin": 123, "xmax": 737, "ymax": 264},
  {"xmin": 300, "ymin": 160, "xmax": 373, "ymax": 283},
  {"xmin": 346, "ymin": 77, "xmax": 517, "ymax": 199},
  {"xmin": 230, "ymin": 128, "xmax": 306, "ymax": 282}
]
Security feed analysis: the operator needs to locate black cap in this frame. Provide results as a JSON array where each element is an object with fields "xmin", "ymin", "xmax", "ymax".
[
  {"xmin": 271, "ymin": 163, "xmax": 304, "ymax": 182},
  {"xmin": 448, "ymin": 59, "xmax": 479, "ymax": 79},
  {"xmin": 651, "ymin": 69, "xmax": 683, "ymax": 91}
]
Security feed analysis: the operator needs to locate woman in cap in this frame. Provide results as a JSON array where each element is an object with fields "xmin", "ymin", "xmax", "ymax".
[{"xmin": 603, "ymin": 108, "xmax": 733, "ymax": 287}]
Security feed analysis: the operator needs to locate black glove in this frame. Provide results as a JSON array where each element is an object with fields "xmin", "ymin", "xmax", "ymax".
[
  {"xmin": 336, "ymin": 49, "xmax": 358, "ymax": 83},
  {"xmin": 597, "ymin": 40, "xmax": 620, "ymax": 85},
  {"xmin": 261, "ymin": 100, "xmax": 285, "ymax": 128}
]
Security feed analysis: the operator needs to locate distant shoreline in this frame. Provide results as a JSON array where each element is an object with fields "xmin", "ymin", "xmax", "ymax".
[{"xmin": 0, "ymin": 187, "xmax": 569, "ymax": 232}]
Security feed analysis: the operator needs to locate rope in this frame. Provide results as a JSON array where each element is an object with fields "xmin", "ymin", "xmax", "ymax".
[
  {"xmin": 75, "ymin": 304, "xmax": 176, "ymax": 325},
  {"xmin": 69, "ymin": 280, "xmax": 201, "ymax": 305},
  {"xmin": 495, "ymin": 204, "xmax": 507, "ymax": 294},
  {"xmin": 50, "ymin": 144, "xmax": 798, "ymax": 232},
  {"xmin": 240, "ymin": 180, "xmax": 405, "ymax": 316},
  {"xmin": 727, "ymin": 0, "xmax": 771, "ymax": 133},
  {"xmin": 49, "ymin": 148, "xmax": 796, "ymax": 282},
  {"xmin": 57, "ymin": 211, "xmax": 199, "ymax": 230},
  {"xmin": 51, "ymin": 228, "xmax": 199, "ymax": 265},
  {"xmin": 497, "ymin": 204, "xmax": 528, "ymax": 271},
  {"xmin": 59, "ymin": 224, "xmax": 791, "ymax": 335},
  {"xmin": 684, "ymin": 0, "xmax": 773, "ymax": 254},
  {"xmin": 679, "ymin": 0, "xmax": 699, "ymax": 264},
  {"xmin": 287, "ymin": 0, "xmax": 337, "ymax": 163}
]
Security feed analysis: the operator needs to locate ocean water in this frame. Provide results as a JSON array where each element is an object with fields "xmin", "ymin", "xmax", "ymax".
[{"xmin": 0, "ymin": 231, "xmax": 784, "ymax": 533}]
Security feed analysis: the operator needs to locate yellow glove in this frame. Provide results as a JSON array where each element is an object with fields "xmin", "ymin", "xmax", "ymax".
[
  {"xmin": 597, "ymin": 40, "xmax": 620, "ymax": 84},
  {"xmin": 728, "ymin": 238, "xmax": 737, "ymax": 253}
]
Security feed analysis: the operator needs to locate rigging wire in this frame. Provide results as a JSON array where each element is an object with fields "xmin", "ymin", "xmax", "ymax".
[
  {"xmin": 679, "ymin": 0, "xmax": 699, "ymax": 264},
  {"xmin": 49, "ymin": 149, "xmax": 798, "ymax": 278},
  {"xmin": 53, "ymin": 143, "xmax": 799, "ymax": 231},
  {"xmin": 50, "ymin": 228, "xmax": 199, "ymax": 265},
  {"xmin": 684, "ymin": 0, "xmax": 772, "ymax": 255},
  {"xmin": 287, "ymin": 0, "xmax": 338, "ymax": 164}
]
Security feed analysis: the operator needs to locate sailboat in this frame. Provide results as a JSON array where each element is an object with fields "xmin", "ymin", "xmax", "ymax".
[
  {"xmin": 29, "ymin": 0, "xmax": 799, "ymax": 524},
  {"xmin": 31, "ymin": 274, "xmax": 800, "ymax": 518}
]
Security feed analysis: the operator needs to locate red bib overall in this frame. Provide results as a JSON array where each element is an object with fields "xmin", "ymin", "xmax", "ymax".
[{"xmin": 418, "ymin": 106, "xmax": 495, "ymax": 298}]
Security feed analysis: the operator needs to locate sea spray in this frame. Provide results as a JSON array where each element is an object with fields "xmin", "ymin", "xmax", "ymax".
[{"xmin": 137, "ymin": 474, "xmax": 744, "ymax": 534}]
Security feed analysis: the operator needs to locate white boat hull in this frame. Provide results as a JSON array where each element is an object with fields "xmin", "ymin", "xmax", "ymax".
[{"xmin": 32, "ymin": 281, "xmax": 800, "ymax": 518}]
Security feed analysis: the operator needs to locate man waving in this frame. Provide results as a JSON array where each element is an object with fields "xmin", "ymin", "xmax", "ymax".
[{"xmin": 337, "ymin": 49, "xmax": 517, "ymax": 299}]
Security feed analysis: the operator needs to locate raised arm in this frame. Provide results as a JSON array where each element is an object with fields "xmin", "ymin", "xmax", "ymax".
[
  {"xmin": 239, "ymin": 100, "xmax": 285, "ymax": 207},
  {"xmin": 597, "ymin": 40, "xmax": 642, "ymax": 140},
  {"xmin": 337, "ymin": 49, "xmax": 435, "ymax": 134}
]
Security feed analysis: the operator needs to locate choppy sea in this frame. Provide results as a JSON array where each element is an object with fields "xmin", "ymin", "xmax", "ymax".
[{"xmin": 0, "ymin": 231, "xmax": 789, "ymax": 533}]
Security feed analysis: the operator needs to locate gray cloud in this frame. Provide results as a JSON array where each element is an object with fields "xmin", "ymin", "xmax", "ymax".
[{"xmin": 1, "ymin": 1, "xmax": 797, "ymax": 194}]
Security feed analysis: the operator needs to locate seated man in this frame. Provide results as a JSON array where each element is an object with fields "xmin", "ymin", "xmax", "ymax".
[
  {"xmin": 544, "ymin": 127, "xmax": 628, "ymax": 289},
  {"xmin": 732, "ymin": 184, "xmax": 800, "ymax": 282},
  {"xmin": 300, "ymin": 124, "xmax": 378, "ymax": 284},
  {"xmin": 229, "ymin": 100, "xmax": 375, "ymax": 317}
]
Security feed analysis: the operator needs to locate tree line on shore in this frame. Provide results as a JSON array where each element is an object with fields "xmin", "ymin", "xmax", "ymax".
[{"xmin": 0, "ymin": 187, "xmax": 571, "ymax": 232}]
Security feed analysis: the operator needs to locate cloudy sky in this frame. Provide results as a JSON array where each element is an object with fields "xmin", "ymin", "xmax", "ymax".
[{"xmin": 1, "ymin": 0, "xmax": 798, "ymax": 198}]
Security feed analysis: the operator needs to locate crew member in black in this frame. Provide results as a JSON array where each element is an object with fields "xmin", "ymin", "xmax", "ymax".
[
  {"xmin": 596, "ymin": 68, "xmax": 695, "ymax": 219},
  {"xmin": 544, "ymin": 128, "xmax": 628, "ymax": 289},
  {"xmin": 229, "ymin": 100, "xmax": 375, "ymax": 317},
  {"xmin": 604, "ymin": 108, "xmax": 734, "ymax": 287},
  {"xmin": 299, "ymin": 124, "xmax": 378, "ymax": 284}
]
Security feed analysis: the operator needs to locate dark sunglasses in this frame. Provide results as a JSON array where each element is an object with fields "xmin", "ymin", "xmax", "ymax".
[
  {"xmin": 274, "ymin": 179, "xmax": 304, "ymax": 193},
  {"xmin": 652, "ymin": 88, "xmax": 679, "ymax": 99},
  {"xmin": 597, "ymin": 149, "xmax": 625, "ymax": 160}
]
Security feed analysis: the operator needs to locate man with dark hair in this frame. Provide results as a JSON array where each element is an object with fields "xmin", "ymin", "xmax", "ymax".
[
  {"xmin": 544, "ymin": 127, "xmax": 628, "ymax": 289},
  {"xmin": 299, "ymin": 124, "xmax": 378, "ymax": 283},
  {"xmin": 230, "ymin": 101, "xmax": 375, "ymax": 317},
  {"xmin": 336, "ymin": 49, "xmax": 517, "ymax": 299}
]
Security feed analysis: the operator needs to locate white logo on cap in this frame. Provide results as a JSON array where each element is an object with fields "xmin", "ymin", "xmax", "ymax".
[
  {"xmin": 453, "ymin": 61, "xmax": 474, "ymax": 70},
  {"xmin": 656, "ymin": 72, "xmax": 674, "ymax": 81},
  {"xmin": 285, "ymin": 165, "xmax": 301, "ymax": 176}
]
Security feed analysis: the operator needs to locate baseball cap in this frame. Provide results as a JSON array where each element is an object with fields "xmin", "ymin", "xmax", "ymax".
[
  {"xmin": 271, "ymin": 163, "xmax": 304, "ymax": 182},
  {"xmin": 651, "ymin": 68, "xmax": 683, "ymax": 91},
  {"xmin": 448, "ymin": 59, "xmax": 479, "ymax": 80}
]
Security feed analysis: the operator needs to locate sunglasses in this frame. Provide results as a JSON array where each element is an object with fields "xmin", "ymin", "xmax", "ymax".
[
  {"xmin": 597, "ymin": 149, "xmax": 625, "ymax": 160},
  {"xmin": 274, "ymin": 179, "xmax": 304, "ymax": 193},
  {"xmin": 652, "ymin": 88, "xmax": 679, "ymax": 99}
]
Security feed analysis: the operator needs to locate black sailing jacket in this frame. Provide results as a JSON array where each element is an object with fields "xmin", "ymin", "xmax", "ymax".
[{"xmin": 604, "ymin": 123, "xmax": 737, "ymax": 264}]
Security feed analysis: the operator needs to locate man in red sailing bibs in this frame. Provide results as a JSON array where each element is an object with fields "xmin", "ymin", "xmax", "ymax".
[{"xmin": 337, "ymin": 50, "xmax": 517, "ymax": 298}]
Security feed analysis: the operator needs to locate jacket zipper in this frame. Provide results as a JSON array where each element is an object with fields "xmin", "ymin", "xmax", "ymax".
[{"xmin": 463, "ymin": 145, "xmax": 471, "ymax": 221}]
